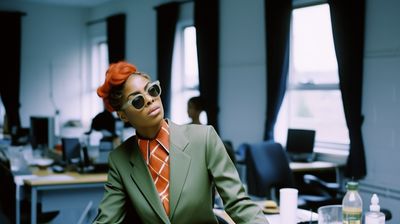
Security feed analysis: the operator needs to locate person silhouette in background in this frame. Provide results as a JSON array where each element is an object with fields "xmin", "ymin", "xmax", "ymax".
[
  {"xmin": 89, "ymin": 108, "xmax": 116, "ymax": 137},
  {"xmin": 187, "ymin": 96, "xmax": 204, "ymax": 125}
]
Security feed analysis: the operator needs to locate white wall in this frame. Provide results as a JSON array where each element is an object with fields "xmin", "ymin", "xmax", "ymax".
[
  {"xmin": 359, "ymin": 0, "xmax": 400, "ymax": 222},
  {"xmin": 219, "ymin": 0, "xmax": 266, "ymax": 147}
]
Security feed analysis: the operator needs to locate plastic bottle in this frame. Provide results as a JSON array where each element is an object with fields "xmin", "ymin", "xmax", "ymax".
[
  {"xmin": 342, "ymin": 181, "xmax": 362, "ymax": 224},
  {"xmin": 365, "ymin": 194, "xmax": 385, "ymax": 224}
]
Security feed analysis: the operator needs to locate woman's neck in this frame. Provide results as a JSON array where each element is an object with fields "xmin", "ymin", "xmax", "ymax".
[{"xmin": 136, "ymin": 123, "xmax": 162, "ymax": 139}]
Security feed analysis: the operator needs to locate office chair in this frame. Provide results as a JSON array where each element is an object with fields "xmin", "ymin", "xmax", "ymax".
[
  {"xmin": 222, "ymin": 140, "xmax": 237, "ymax": 166},
  {"xmin": 0, "ymin": 148, "xmax": 59, "ymax": 224},
  {"xmin": 211, "ymin": 140, "xmax": 239, "ymax": 210},
  {"xmin": 241, "ymin": 141, "xmax": 342, "ymax": 211}
]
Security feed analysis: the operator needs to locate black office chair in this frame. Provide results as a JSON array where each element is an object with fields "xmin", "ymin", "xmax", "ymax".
[
  {"xmin": 222, "ymin": 140, "xmax": 237, "ymax": 166},
  {"xmin": 0, "ymin": 148, "xmax": 59, "ymax": 224},
  {"xmin": 241, "ymin": 141, "xmax": 342, "ymax": 211}
]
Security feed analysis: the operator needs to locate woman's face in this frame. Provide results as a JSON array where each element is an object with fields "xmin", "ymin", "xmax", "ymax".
[{"xmin": 118, "ymin": 74, "xmax": 164, "ymax": 130}]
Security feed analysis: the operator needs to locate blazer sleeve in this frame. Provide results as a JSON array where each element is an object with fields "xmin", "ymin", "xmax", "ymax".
[
  {"xmin": 205, "ymin": 126, "xmax": 269, "ymax": 224},
  {"xmin": 92, "ymin": 153, "xmax": 127, "ymax": 224}
]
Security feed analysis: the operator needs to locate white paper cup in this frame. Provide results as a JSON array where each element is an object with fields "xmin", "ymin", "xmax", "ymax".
[{"xmin": 279, "ymin": 188, "xmax": 298, "ymax": 224}]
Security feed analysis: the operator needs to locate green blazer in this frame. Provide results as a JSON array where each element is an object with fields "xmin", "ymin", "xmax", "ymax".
[{"xmin": 93, "ymin": 120, "xmax": 268, "ymax": 224}]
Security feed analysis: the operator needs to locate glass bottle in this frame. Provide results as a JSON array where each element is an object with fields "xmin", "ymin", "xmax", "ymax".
[{"xmin": 342, "ymin": 181, "xmax": 362, "ymax": 224}]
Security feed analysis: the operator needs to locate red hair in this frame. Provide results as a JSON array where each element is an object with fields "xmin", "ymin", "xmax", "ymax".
[{"xmin": 97, "ymin": 61, "xmax": 137, "ymax": 111}]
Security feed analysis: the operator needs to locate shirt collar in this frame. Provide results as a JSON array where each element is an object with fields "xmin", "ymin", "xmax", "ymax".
[{"xmin": 137, "ymin": 120, "xmax": 170, "ymax": 163}]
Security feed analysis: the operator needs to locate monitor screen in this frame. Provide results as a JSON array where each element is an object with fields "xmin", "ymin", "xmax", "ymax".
[
  {"xmin": 286, "ymin": 129, "xmax": 316, "ymax": 154},
  {"xmin": 61, "ymin": 137, "xmax": 82, "ymax": 164},
  {"xmin": 30, "ymin": 116, "xmax": 55, "ymax": 150}
]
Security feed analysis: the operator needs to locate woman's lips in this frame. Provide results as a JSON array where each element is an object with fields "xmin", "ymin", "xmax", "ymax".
[{"xmin": 148, "ymin": 106, "xmax": 161, "ymax": 116}]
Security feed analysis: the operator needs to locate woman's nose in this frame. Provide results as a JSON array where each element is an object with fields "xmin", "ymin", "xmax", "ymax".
[{"xmin": 145, "ymin": 94, "xmax": 154, "ymax": 106}]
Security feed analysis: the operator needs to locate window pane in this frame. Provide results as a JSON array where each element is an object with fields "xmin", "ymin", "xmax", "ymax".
[
  {"xmin": 291, "ymin": 4, "xmax": 338, "ymax": 85},
  {"xmin": 286, "ymin": 90, "xmax": 349, "ymax": 144},
  {"xmin": 84, "ymin": 40, "xmax": 108, "ymax": 127},
  {"xmin": 91, "ymin": 42, "xmax": 108, "ymax": 90},
  {"xmin": 171, "ymin": 26, "xmax": 201, "ymax": 124},
  {"xmin": 183, "ymin": 26, "xmax": 199, "ymax": 89}
]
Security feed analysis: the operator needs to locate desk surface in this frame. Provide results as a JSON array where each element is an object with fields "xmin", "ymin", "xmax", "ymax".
[
  {"xmin": 22, "ymin": 161, "xmax": 337, "ymax": 186},
  {"xmin": 290, "ymin": 160, "xmax": 338, "ymax": 172},
  {"xmin": 23, "ymin": 169, "xmax": 107, "ymax": 186},
  {"xmin": 214, "ymin": 202, "xmax": 318, "ymax": 224}
]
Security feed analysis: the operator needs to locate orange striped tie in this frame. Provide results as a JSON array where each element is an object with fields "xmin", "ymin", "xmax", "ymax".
[{"xmin": 148, "ymin": 139, "xmax": 170, "ymax": 215}]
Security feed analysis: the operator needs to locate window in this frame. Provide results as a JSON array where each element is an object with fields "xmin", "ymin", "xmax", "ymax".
[
  {"xmin": 171, "ymin": 25, "xmax": 206, "ymax": 124},
  {"xmin": 90, "ymin": 40, "xmax": 108, "ymax": 113},
  {"xmin": 82, "ymin": 23, "xmax": 109, "ymax": 128},
  {"xmin": 274, "ymin": 3, "xmax": 349, "ymax": 153}
]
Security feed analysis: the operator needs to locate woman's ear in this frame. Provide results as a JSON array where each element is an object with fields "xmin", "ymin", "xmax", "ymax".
[{"xmin": 117, "ymin": 111, "xmax": 128, "ymax": 123}]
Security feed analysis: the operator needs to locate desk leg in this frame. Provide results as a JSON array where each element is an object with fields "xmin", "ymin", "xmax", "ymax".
[
  {"xmin": 16, "ymin": 196, "xmax": 20, "ymax": 224},
  {"xmin": 31, "ymin": 187, "xmax": 37, "ymax": 224}
]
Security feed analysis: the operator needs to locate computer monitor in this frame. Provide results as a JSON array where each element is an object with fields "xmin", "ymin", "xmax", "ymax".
[
  {"xmin": 285, "ymin": 128, "xmax": 316, "ymax": 162},
  {"xmin": 30, "ymin": 116, "xmax": 55, "ymax": 150},
  {"xmin": 61, "ymin": 137, "xmax": 82, "ymax": 165}
]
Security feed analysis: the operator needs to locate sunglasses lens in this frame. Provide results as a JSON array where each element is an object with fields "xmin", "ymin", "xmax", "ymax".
[
  {"xmin": 148, "ymin": 83, "xmax": 161, "ymax": 97},
  {"xmin": 131, "ymin": 96, "xmax": 145, "ymax": 110}
]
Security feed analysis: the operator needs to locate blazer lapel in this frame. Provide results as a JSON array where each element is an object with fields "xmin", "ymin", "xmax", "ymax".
[
  {"xmin": 168, "ymin": 121, "xmax": 191, "ymax": 219},
  {"xmin": 128, "ymin": 139, "xmax": 170, "ymax": 223}
]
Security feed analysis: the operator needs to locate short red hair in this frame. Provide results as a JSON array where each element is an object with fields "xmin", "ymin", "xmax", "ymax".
[{"xmin": 97, "ymin": 61, "xmax": 137, "ymax": 111}]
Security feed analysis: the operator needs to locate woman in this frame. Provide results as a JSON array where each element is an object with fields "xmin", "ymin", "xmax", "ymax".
[{"xmin": 93, "ymin": 61, "xmax": 268, "ymax": 224}]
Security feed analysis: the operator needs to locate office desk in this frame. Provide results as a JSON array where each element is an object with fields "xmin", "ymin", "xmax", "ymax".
[
  {"xmin": 290, "ymin": 161, "xmax": 338, "ymax": 172},
  {"xmin": 16, "ymin": 169, "xmax": 107, "ymax": 224},
  {"xmin": 236, "ymin": 159, "xmax": 339, "ymax": 187},
  {"xmin": 290, "ymin": 161, "xmax": 342, "ymax": 197},
  {"xmin": 290, "ymin": 160, "xmax": 340, "ymax": 182}
]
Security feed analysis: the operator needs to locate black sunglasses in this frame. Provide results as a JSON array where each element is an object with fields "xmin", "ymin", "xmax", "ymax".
[{"xmin": 121, "ymin": 81, "xmax": 162, "ymax": 110}]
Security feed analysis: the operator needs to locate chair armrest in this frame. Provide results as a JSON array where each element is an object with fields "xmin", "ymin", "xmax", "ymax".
[
  {"xmin": 235, "ymin": 143, "xmax": 248, "ymax": 164},
  {"xmin": 303, "ymin": 174, "xmax": 341, "ymax": 196}
]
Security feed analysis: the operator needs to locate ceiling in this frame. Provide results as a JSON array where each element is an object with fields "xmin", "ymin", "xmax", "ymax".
[{"xmin": 11, "ymin": 0, "xmax": 117, "ymax": 7}]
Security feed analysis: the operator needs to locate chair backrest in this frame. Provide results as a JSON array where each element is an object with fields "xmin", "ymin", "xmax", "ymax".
[
  {"xmin": 222, "ymin": 140, "xmax": 236, "ymax": 165},
  {"xmin": 244, "ymin": 141, "xmax": 295, "ymax": 198}
]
